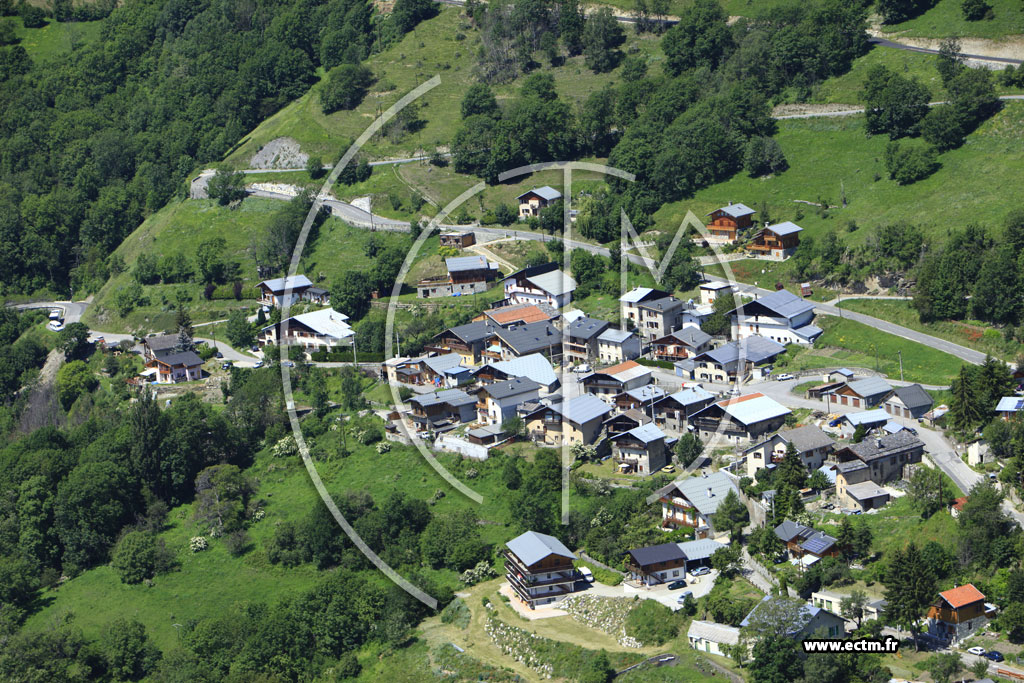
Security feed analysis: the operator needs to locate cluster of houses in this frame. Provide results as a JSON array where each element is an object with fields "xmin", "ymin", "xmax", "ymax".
[{"xmin": 702, "ymin": 202, "xmax": 804, "ymax": 260}]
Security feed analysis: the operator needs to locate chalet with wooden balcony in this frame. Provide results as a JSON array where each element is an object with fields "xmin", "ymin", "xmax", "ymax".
[
  {"xmin": 689, "ymin": 392, "xmax": 791, "ymax": 444},
  {"xmin": 408, "ymin": 389, "xmax": 477, "ymax": 431},
  {"xmin": 651, "ymin": 328, "xmax": 713, "ymax": 362},
  {"xmin": 517, "ymin": 186, "xmax": 561, "ymax": 219},
  {"xmin": 426, "ymin": 320, "xmax": 497, "ymax": 364},
  {"xmin": 604, "ymin": 408, "xmax": 651, "ymax": 437},
  {"xmin": 523, "ymin": 394, "xmax": 612, "ymax": 446},
  {"xmin": 439, "ymin": 231, "xmax": 475, "ymax": 249},
  {"xmin": 927, "ymin": 584, "xmax": 990, "ymax": 643},
  {"xmin": 625, "ymin": 543, "xmax": 687, "ymax": 586},
  {"xmin": 503, "ymin": 262, "xmax": 576, "ymax": 309},
  {"xmin": 651, "ymin": 387, "xmax": 716, "ymax": 435},
  {"xmin": 581, "ymin": 360, "xmax": 652, "ymax": 403},
  {"xmin": 614, "ymin": 384, "xmax": 668, "ymax": 413},
  {"xmin": 747, "ymin": 221, "xmax": 802, "ymax": 260},
  {"xmin": 653, "ymin": 471, "xmax": 740, "ymax": 535},
  {"xmin": 744, "ymin": 424, "xmax": 835, "ymax": 480},
  {"xmin": 417, "ymin": 255, "xmax": 500, "ymax": 299},
  {"xmin": 688, "ymin": 336, "xmax": 787, "ymax": 384},
  {"xmin": 503, "ymin": 530, "xmax": 578, "ymax": 609},
  {"xmin": 611, "ymin": 422, "xmax": 675, "ymax": 475},
  {"xmin": 257, "ymin": 308, "xmax": 354, "ymax": 357},
  {"xmin": 705, "ymin": 203, "xmax": 756, "ymax": 244}
]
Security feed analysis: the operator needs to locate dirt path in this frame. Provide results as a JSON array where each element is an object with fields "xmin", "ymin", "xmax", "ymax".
[
  {"xmin": 869, "ymin": 29, "xmax": 1024, "ymax": 61},
  {"xmin": 466, "ymin": 242, "xmax": 517, "ymax": 272}
]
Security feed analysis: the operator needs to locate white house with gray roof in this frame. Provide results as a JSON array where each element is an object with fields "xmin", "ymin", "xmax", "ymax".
[
  {"xmin": 257, "ymin": 274, "xmax": 314, "ymax": 307},
  {"xmin": 416, "ymin": 255, "xmax": 500, "ymax": 298},
  {"xmin": 729, "ymin": 289, "xmax": 821, "ymax": 345},
  {"xmin": 257, "ymin": 308, "xmax": 353, "ymax": 356},
  {"xmin": 596, "ymin": 327, "xmax": 641, "ymax": 363},
  {"xmin": 610, "ymin": 422, "xmax": 676, "ymax": 475},
  {"xmin": 476, "ymin": 377, "xmax": 541, "ymax": 425},
  {"xmin": 517, "ymin": 186, "xmax": 562, "ymax": 218},
  {"xmin": 504, "ymin": 262, "xmax": 576, "ymax": 309},
  {"xmin": 653, "ymin": 471, "xmax": 741, "ymax": 535},
  {"xmin": 688, "ymin": 621, "xmax": 741, "ymax": 656},
  {"xmin": 744, "ymin": 424, "xmax": 836, "ymax": 479}
]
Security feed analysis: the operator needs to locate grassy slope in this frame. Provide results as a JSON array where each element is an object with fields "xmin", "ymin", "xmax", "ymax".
[
  {"xmin": 786, "ymin": 315, "xmax": 965, "ymax": 385},
  {"xmin": 10, "ymin": 16, "xmax": 103, "ymax": 62},
  {"xmin": 224, "ymin": 7, "xmax": 667, "ymax": 166},
  {"xmin": 838, "ymin": 298, "xmax": 1022, "ymax": 361},
  {"xmin": 655, "ymin": 101, "xmax": 1024, "ymax": 247},
  {"xmin": 876, "ymin": 0, "xmax": 1024, "ymax": 39}
]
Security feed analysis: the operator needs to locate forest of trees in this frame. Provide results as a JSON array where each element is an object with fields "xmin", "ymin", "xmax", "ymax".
[{"xmin": 0, "ymin": 0, "xmax": 433, "ymax": 298}]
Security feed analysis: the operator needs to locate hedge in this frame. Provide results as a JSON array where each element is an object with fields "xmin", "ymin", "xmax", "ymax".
[
  {"xmin": 635, "ymin": 358, "xmax": 674, "ymax": 370},
  {"xmin": 309, "ymin": 350, "xmax": 385, "ymax": 363}
]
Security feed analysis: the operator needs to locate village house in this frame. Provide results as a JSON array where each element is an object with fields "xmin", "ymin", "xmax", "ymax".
[
  {"xmin": 426, "ymin": 321, "xmax": 497, "ymax": 364},
  {"xmin": 687, "ymin": 336, "xmax": 787, "ymax": 384},
  {"xmin": 581, "ymin": 360, "xmax": 652, "ymax": 402},
  {"xmin": 699, "ymin": 281, "xmax": 733, "ymax": 307},
  {"xmin": 951, "ymin": 497, "xmax": 968, "ymax": 518},
  {"xmin": 742, "ymin": 595, "xmax": 845, "ymax": 639},
  {"xmin": 811, "ymin": 590, "xmax": 887, "ymax": 622},
  {"xmin": 564, "ymin": 316, "xmax": 611, "ymax": 362},
  {"xmin": 651, "ymin": 328, "xmax": 713, "ymax": 362},
  {"xmin": 475, "ymin": 303, "xmax": 557, "ymax": 328},
  {"xmin": 504, "ymin": 262, "xmax": 576, "ymax": 309},
  {"xmin": 705, "ymin": 203, "xmax": 757, "ymax": 245},
  {"xmin": 143, "ymin": 350, "xmax": 205, "ymax": 384},
  {"xmin": 517, "ymin": 186, "xmax": 562, "ymax": 219},
  {"xmin": 257, "ymin": 274, "xmax": 314, "ymax": 307},
  {"xmin": 884, "ymin": 384, "xmax": 934, "ymax": 419},
  {"xmin": 503, "ymin": 530, "xmax": 578, "ymax": 609},
  {"xmin": 633, "ymin": 296, "xmax": 685, "ymax": 342},
  {"xmin": 996, "ymin": 396, "xmax": 1024, "ymax": 420},
  {"xmin": 653, "ymin": 471, "xmax": 740, "ymax": 535},
  {"xmin": 774, "ymin": 520, "xmax": 839, "ymax": 566},
  {"xmin": 829, "ymin": 377, "xmax": 895, "ymax": 409},
  {"xmin": 690, "ymin": 393, "xmax": 791, "ymax": 444},
  {"xmin": 747, "ymin": 221, "xmax": 803, "ymax": 260},
  {"xmin": 408, "ymin": 389, "xmax": 477, "ymax": 431},
  {"xmin": 257, "ymin": 308, "xmax": 353, "ymax": 356},
  {"xmin": 419, "ymin": 353, "xmax": 471, "ymax": 388},
  {"xmin": 688, "ymin": 621, "xmax": 741, "ymax": 657},
  {"xmin": 835, "ymin": 409, "xmax": 890, "ymax": 438},
  {"xmin": 472, "ymin": 353, "xmax": 559, "ymax": 394},
  {"xmin": 604, "ymin": 408, "xmax": 652, "ymax": 437},
  {"xmin": 416, "ymin": 255, "xmax": 500, "ymax": 299},
  {"xmin": 596, "ymin": 328, "xmax": 641, "ymax": 364},
  {"xmin": 927, "ymin": 584, "xmax": 989, "ymax": 644},
  {"xmin": 835, "ymin": 430, "xmax": 924, "ymax": 485},
  {"xmin": 476, "ymin": 377, "xmax": 541, "ymax": 426},
  {"xmin": 610, "ymin": 423, "xmax": 676, "ymax": 475},
  {"xmin": 744, "ymin": 425, "xmax": 836, "ymax": 480},
  {"xmin": 729, "ymin": 289, "xmax": 820, "ymax": 345},
  {"xmin": 523, "ymin": 393, "xmax": 613, "ymax": 446},
  {"xmin": 142, "ymin": 334, "xmax": 182, "ymax": 362},
  {"xmin": 439, "ymin": 231, "xmax": 475, "ymax": 249},
  {"xmin": 614, "ymin": 384, "xmax": 668, "ymax": 413},
  {"xmin": 840, "ymin": 481, "xmax": 891, "ymax": 512},
  {"xmin": 624, "ymin": 543, "xmax": 687, "ymax": 586},
  {"xmin": 651, "ymin": 387, "xmax": 716, "ymax": 435},
  {"xmin": 620, "ymin": 287, "xmax": 671, "ymax": 329}
]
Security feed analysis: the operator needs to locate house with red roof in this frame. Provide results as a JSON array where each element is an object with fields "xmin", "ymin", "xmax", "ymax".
[
  {"xmin": 927, "ymin": 584, "xmax": 989, "ymax": 643},
  {"xmin": 951, "ymin": 497, "xmax": 967, "ymax": 518}
]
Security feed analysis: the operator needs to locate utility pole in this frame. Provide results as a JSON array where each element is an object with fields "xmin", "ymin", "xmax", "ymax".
[
  {"xmin": 352, "ymin": 330, "xmax": 358, "ymax": 369},
  {"xmin": 898, "ymin": 349, "xmax": 904, "ymax": 382}
]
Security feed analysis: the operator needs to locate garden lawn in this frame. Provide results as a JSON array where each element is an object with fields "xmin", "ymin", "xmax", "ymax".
[
  {"xmin": 10, "ymin": 16, "xmax": 102, "ymax": 62},
  {"xmin": 837, "ymin": 298, "xmax": 1021, "ymax": 361},
  {"xmin": 818, "ymin": 495, "xmax": 959, "ymax": 562},
  {"xmin": 788, "ymin": 315, "xmax": 965, "ymax": 385}
]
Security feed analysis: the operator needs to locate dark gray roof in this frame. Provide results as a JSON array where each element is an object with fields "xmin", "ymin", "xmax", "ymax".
[
  {"xmin": 442, "ymin": 320, "xmax": 496, "ymax": 344},
  {"xmin": 799, "ymin": 531, "xmax": 837, "ymax": 556},
  {"xmin": 697, "ymin": 336, "xmax": 787, "ymax": 367},
  {"xmin": 845, "ymin": 377, "xmax": 894, "ymax": 399},
  {"xmin": 845, "ymin": 430, "xmax": 924, "ymax": 463},
  {"xmin": 892, "ymin": 384, "xmax": 933, "ymax": 410},
  {"xmin": 835, "ymin": 460, "xmax": 869, "ymax": 474},
  {"xmin": 567, "ymin": 316, "xmax": 611, "ymax": 341},
  {"xmin": 146, "ymin": 334, "xmax": 180, "ymax": 351},
  {"xmin": 483, "ymin": 377, "xmax": 541, "ymax": 400},
  {"xmin": 446, "ymin": 255, "xmax": 490, "ymax": 272},
  {"xmin": 780, "ymin": 425, "xmax": 835, "ymax": 453},
  {"xmin": 493, "ymin": 321, "xmax": 561, "ymax": 355},
  {"xmin": 657, "ymin": 327, "xmax": 712, "ymax": 348},
  {"xmin": 155, "ymin": 350, "xmax": 204, "ymax": 367},
  {"xmin": 733, "ymin": 289, "xmax": 814, "ymax": 320},
  {"xmin": 637, "ymin": 296, "xmax": 681, "ymax": 313},
  {"xmin": 774, "ymin": 519, "xmax": 811, "ymax": 543},
  {"xmin": 627, "ymin": 542, "xmax": 686, "ymax": 567},
  {"xmin": 410, "ymin": 389, "xmax": 475, "ymax": 409}
]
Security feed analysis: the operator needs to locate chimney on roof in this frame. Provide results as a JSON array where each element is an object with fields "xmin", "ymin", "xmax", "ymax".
[
  {"xmin": 875, "ymin": 439, "xmax": 882, "ymax": 448},
  {"xmin": 707, "ymin": 487, "xmax": 713, "ymax": 498}
]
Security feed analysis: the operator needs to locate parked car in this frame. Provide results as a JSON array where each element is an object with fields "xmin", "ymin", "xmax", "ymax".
[
  {"xmin": 824, "ymin": 503, "xmax": 835, "ymax": 510},
  {"xmin": 572, "ymin": 364, "xmax": 591, "ymax": 374},
  {"xmin": 775, "ymin": 373, "xmax": 796, "ymax": 381},
  {"xmin": 250, "ymin": 345, "xmax": 259, "ymax": 352},
  {"xmin": 47, "ymin": 320, "xmax": 64, "ymax": 332},
  {"xmin": 985, "ymin": 651, "xmax": 1004, "ymax": 662},
  {"xmin": 281, "ymin": 360, "xmax": 295, "ymax": 368},
  {"xmin": 667, "ymin": 580, "xmax": 687, "ymax": 590},
  {"xmin": 214, "ymin": 350, "xmax": 223, "ymax": 359},
  {"xmin": 690, "ymin": 566, "xmax": 711, "ymax": 577},
  {"xmin": 725, "ymin": 387, "xmax": 740, "ymax": 396},
  {"xmin": 48, "ymin": 309, "xmax": 62, "ymax": 320},
  {"xmin": 578, "ymin": 567, "xmax": 595, "ymax": 583},
  {"xmin": 675, "ymin": 590, "xmax": 693, "ymax": 604},
  {"xmin": 221, "ymin": 362, "xmax": 232, "ymax": 370},
  {"xmin": 967, "ymin": 646, "xmax": 986, "ymax": 656},
  {"xmin": 662, "ymin": 464, "xmax": 676, "ymax": 474},
  {"xmin": 253, "ymin": 361, "xmax": 263, "ymax": 369}
]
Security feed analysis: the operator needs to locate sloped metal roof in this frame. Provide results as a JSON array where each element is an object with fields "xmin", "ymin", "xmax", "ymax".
[{"xmin": 506, "ymin": 530, "xmax": 576, "ymax": 566}]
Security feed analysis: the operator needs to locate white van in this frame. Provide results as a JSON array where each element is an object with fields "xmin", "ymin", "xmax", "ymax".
[{"xmin": 578, "ymin": 566, "xmax": 595, "ymax": 583}]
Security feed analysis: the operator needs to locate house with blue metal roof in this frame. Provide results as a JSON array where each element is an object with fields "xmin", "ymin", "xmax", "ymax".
[
  {"xmin": 652, "ymin": 471, "xmax": 741, "ymax": 535},
  {"xmin": 522, "ymin": 393, "xmax": 613, "ymax": 446},
  {"xmin": 652, "ymin": 387, "xmax": 716, "ymax": 435},
  {"xmin": 729, "ymin": 288, "xmax": 820, "ymax": 346},
  {"xmin": 748, "ymin": 221, "xmax": 803, "ymax": 260}
]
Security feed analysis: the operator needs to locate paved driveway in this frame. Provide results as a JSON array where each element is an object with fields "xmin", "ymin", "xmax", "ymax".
[{"xmin": 579, "ymin": 569, "xmax": 720, "ymax": 611}]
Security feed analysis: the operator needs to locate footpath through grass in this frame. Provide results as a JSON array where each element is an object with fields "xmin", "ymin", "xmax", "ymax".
[
  {"xmin": 788, "ymin": 315, "xmax": 965, "ymax": 385},
  {"xmin": 838, "ymin": 298, "xmax": 1021, "ymax": 361}
]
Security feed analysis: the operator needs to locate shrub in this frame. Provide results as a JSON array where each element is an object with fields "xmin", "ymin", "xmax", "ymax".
[
  {"xmin": 440, "ymin": 598, "xmax": 472, "ymax": 628},
  {"xmin": 884, "ymin": 141, "xmax": 939, "ymax": 185},
  {"xmin": 744, "ymin": 136, "xmax": 788, "ymax": 177},
  {"xmin": 320, "ymin": 64, "xmax": 374, "ymax": 113},
  {"xmin": 223, "ymin": 530, "xmax": 250, "ymax": 557},
  {"xmin": 190, "ymin": 536, "xmax": 208, "ymax": 552},
  {"xmin": 111, "ymin": 531, "xmax": 157, "ymax": 584}
]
